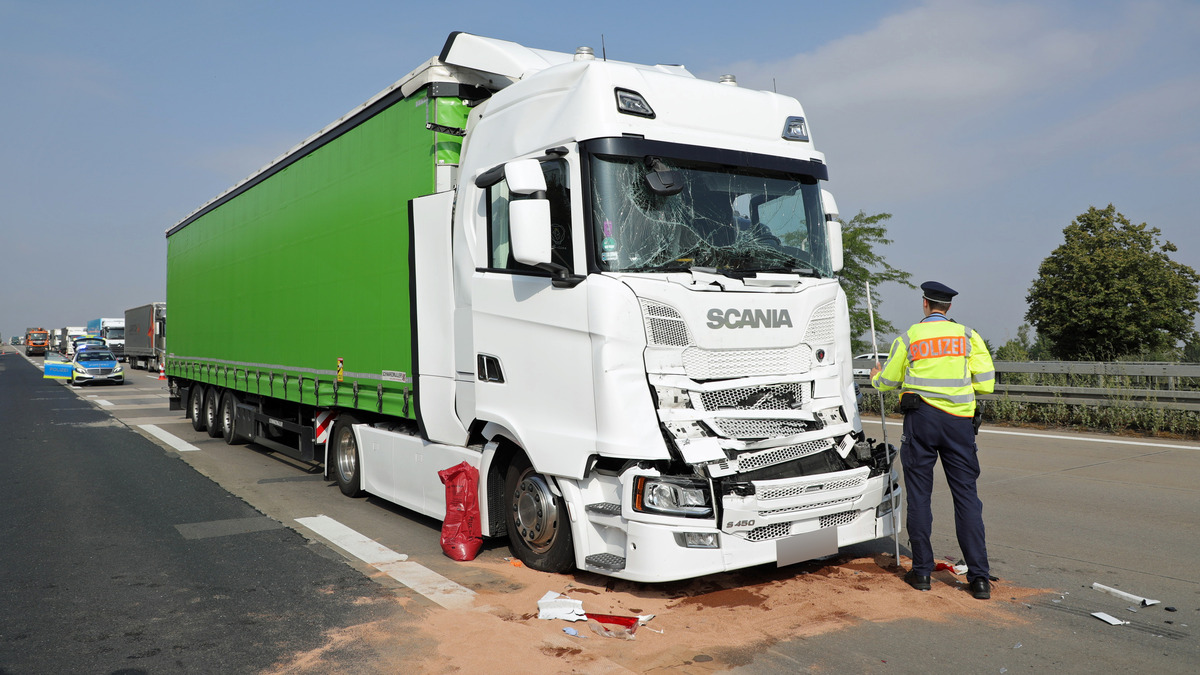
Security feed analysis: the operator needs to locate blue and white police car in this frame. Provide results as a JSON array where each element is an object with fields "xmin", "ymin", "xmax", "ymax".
[{"xmin": 70, "ymin": 347, "xmax": 124, "ymax": 386}]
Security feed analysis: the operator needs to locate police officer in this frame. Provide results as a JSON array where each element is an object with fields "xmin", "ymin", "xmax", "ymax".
[{"xmin": 870, "ymin": 281, "xmax": 996, "ymax": 599}]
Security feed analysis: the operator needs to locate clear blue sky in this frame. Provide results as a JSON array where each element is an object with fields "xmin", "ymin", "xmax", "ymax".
[{"xmin": 2, "ymin": 0, "xmax": 1198, "ymax": 348}]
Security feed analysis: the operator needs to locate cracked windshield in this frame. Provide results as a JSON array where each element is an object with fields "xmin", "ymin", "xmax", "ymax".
[{"xmin": 591, "ymin": 155, "xmax": 830, "ymax": 276}]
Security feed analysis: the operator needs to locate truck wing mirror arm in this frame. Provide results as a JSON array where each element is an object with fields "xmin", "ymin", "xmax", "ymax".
[{"xmin": 536, "ymin": 262, "xmax": 585, "ymax": 289}]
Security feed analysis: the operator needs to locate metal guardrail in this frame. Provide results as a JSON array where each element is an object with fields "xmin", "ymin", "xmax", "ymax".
[{"xmin": 852, "ymin": 360, "xmax": 1200, "ymax": 412}]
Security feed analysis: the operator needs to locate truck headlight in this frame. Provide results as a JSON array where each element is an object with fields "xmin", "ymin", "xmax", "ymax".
[{"xmin": 633, "ymin": 476, "xmax": 712, "ymax": 517}]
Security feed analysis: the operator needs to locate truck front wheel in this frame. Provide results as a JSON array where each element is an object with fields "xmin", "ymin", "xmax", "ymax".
[
  {"xmin": 504, "ymin": 454, "xmax": 575, "ymax": 573},
  {"xmin": 333, "ymin": 417, "xmax": 362, "ymax": 497}
]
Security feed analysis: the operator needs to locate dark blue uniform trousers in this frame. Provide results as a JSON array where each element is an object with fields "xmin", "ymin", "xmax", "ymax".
[{"xmin": 901, "ymin": 399, "xmax": 990, "ymax": 582}]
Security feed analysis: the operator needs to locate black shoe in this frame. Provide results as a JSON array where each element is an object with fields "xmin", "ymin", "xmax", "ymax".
[
  {"xmin": 970, "ymin": 577, "xmax": 991, "ymax": 600},
  {"xmin": 904, "ymin": 570, "xmax": 931, "ymax": 591}
]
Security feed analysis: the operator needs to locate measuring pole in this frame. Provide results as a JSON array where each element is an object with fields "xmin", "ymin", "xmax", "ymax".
[{"xmin": 865, "ymin": 280, "xmax": 901, "ymax": 564}]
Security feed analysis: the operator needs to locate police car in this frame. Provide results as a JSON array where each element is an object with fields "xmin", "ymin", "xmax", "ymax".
[{"xmin": 69, "ymin": 347, "xmax": 124, "ymax": 386}]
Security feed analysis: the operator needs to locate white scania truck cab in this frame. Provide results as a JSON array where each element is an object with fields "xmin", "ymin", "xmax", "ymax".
[{"xmin": 395, "ymin": 34, "xmax": 902, "ymax": 581}]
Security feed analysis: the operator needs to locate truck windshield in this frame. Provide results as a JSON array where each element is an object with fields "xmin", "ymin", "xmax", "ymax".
[
  {"xmin": 106, "ymin": 328, "xmax": 124, "ymax": 339},
  {"xmin": 590, "ymin": 154, "xmax": 831, "ymax": 276}
]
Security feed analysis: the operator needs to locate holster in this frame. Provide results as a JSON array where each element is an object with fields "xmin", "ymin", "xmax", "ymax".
[{"xmin": 899, "ymin": 393, "xmax": 921, "ymax": 414}]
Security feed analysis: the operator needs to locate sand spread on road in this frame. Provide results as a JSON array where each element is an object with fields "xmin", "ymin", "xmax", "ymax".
[{"xmin": 267, "ymin": 552, "xmax": 1043, "ymax": 674}]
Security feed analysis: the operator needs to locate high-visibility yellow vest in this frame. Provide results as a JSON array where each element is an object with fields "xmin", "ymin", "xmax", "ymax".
[{"xmin": 871, "ymin": 318, "xmax": 995, "ymax": 417}]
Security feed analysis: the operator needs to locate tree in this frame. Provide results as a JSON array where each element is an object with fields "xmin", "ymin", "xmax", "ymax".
[
  {"xmin": 1025, "ymin": 205, "xmax": 1200, "ymax": 361},
  {"xmin": 994, "ymin": 323, "xmax": 1055, "ymax": 361},
  {"xmin": 837, "ymin": 211, "xmax": 914, "ymax": 353}
]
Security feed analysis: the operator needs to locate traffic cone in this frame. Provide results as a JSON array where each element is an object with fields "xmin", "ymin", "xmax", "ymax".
[{"xmin": 158, "ymin": 361, "xmax": 166, "ymax": 380}]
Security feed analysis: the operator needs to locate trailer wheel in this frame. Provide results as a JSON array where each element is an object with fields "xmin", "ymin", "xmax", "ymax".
[
  {"xmin": 333, "ymin": 416, "xmax": 362, "ymax": 497},
  {"xmin": 504, "ymin": 453, "xmax": 575, "ymax": 573},
  {"xmin": 204, "ymin": 386, "xmax": 223, "ymax": 438},
  {"xmin": 220, "ymin": 391, "xmax": 245, "ymax": 445},
  {"xmin": 188, "ymin": 386, "xmax": 206, "ymax": 432}
]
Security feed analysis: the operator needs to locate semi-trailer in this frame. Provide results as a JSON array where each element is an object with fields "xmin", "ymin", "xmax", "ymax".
[
  {"xmin": 166, "ymin": 32, "xmax": 900, "ymax": 582},
  {"xmin": 124, "ymin": 303, "xmax": 166, "ymax": 371},
  {"xmin": 86, "ymin": 318, "xmax": 126, "ymax": 361},
  {"xmin": 59, "ymin": 327, "xmax": 87, "ymax": 355}
]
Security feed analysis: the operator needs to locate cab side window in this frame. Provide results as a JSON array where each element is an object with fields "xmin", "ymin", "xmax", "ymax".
[{"xmin": 487, "ymin": 158, "xmax": 572, "ymax": 272}]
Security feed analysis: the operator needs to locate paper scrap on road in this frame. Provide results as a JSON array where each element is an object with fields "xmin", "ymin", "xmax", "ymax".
[
  {"xmin": 1091, "ymin": 582, "xmax": 1160, "ymax": 606},
  {"xmin": 1092, "ymin": 612, "xmax": 1128, "ymax": 626},
  {"xmin": 537, "ymin": 591, "xmax": 586, "ymax": 622}
]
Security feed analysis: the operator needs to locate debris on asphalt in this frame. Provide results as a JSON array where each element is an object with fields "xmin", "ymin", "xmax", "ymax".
[
  {"xmin": 587, "ymin": 618, "xmax": 636, "ymax": 640},
  {"xmin": 1092, "ymin": 582, "xmax": 1159, "ymax": 606},
  {"xmin": 1165, "ymin": 606, "xmax": 1177, "ymax": 612},
  {"xmin": 562, "ymin": 627, "xmax": 588, "ymax": 638},
  {"xmin": 537, "ymin": 591, "xmax": 586, "ymax": 622},
  {"xmin": 1092, "ymin": 612, "xmax": 1129, "ymax": 626}
]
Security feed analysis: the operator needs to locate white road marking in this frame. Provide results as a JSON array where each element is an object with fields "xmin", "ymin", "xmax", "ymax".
[
  {"xmin": 878, "ymin": 420, "xmax": 1198, "ymax": 450},
  {"xmin": 138, "ymin": 424, "xmax": 201, "ymax": 452},
  {"xmin": 95, "ymin": 400, "xmax": 113, "ymax": 407},
  {"xmin": 296, "ymin": 515, "xmax": 476, "ymax": 610}
]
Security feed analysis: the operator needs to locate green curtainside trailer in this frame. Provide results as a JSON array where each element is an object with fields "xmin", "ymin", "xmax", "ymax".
[{"xmin": 166, "ymin": 87, "xmax": 470, "ymax": 423}]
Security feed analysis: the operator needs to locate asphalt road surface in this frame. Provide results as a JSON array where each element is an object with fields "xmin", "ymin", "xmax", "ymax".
[{"xmin": 2, "ymin": 344, "xmax": 1197, "ymax": 673}]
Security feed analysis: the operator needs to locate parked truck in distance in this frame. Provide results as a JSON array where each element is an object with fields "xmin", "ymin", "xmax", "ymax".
[
  {"xmin": 24, "ymin": 327, "xmax": 50, "ymax": 356},
  {"xmin": 166, "ymin": 32, "xmax": 899, "ymax": 582},
  {"xmin": 125, "ymin": 303, "xmax": 166, "ymax": 371},
  {"xmin": 59, "ymin": 327, "xmax": 87, "ymax": 356},
  {"xmin": 87, "ymin": 317, "xmax": 126, "ymax": 361}
]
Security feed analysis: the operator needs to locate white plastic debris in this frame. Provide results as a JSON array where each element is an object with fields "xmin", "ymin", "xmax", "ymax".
[
  {"xmin": 537, "ymin": 591, "xmax": 587, "ymax": 622},
  {"xmin": 1091, "ymin": 582, "xmax": 1159, "ymax": 606},
  {"xmin": 1092, "ymin": 611, "xmax": 1129, "ymax": 626},
  {"xmin": 953, "ymin": 564, "xmax": 968, "ymax": 575},
  {"xmin": 562, "ymin": 627, "xmax": 588, "ymax": 638}
]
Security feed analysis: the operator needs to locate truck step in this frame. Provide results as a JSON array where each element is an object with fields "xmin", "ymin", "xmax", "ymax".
[
  {"xmin": 584, "ymin": 502, "xmax": 624, "ymax": 528},
  {"xmin": 584, "ymin": 502, "xmax": 622, "ymax": 515},
  {"xmin": 584, "ymin": 553, "xmax": 626, "ymax": 572}
]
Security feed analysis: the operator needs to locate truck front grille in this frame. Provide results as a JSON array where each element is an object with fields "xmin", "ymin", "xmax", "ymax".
[
  {"xmin": 698, "ymin": 382, "xmax": 807, "ymax": 411},
  {"xmin": 742, "ymin": 509, "xmax": 860, "ymax": 542},
  {"xmin": 682, "ymin": 345, "xmax": 813, "ymax": 380},
  {"xmin": 711, "ymin": 418, "xmax": 810, "ymax": 440},
  {"xmin": 641, "ymin": 301, "xmax": 692, "ymax": 347},
  {"xmin": 735, "ymin": 440, "xmax": 830, "ymax": 472}
]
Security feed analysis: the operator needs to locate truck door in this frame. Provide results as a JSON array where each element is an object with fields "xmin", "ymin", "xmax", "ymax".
[{"xmin": 471, "ymin": 158, "xmax": 597, "ymax": 476}]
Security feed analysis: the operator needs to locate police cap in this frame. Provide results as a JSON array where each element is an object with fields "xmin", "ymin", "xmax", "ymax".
[{"xmin": 921, "ymin": 281, "xmax": 958, "ymax": 303}]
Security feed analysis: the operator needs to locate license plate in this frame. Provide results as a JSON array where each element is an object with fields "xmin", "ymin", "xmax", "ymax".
[{"xmin": 776, "ymin": 527, "xmax": 838, "ymax": 567}]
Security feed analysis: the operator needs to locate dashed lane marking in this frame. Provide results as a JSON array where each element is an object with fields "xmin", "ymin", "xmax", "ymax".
[
  {"xmin": 138, "ymin": 424, "xmax": 201, "ymax": 452},
  {"xmin": 296, "ymin": 515, "xmax": 476, "ymax": 610}
]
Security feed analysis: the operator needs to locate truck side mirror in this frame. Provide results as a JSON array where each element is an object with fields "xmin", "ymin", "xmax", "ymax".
[
  {"xmin": 510, "ymin": 199, "xmax": 553, "ymax": 266},
  {"xmin": 505, "ymin": 158, "xmax": 553, "ymax": 267},
  {"xmin": 504, "ymin": 159, "xmax": 546, "ymax": 196},
  {"xmin": 826, "ymin": 219, "xmax": 843, "ymax": 273},
  {"xmin": 822, "ymin": 189, "xmax": 844, "ymax": 273}
]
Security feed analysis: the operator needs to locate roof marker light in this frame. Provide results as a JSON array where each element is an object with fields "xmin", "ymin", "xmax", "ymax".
[
  {"xmin": 782, "ymin": 116, "xmax": 810, "ymax": 142},
  {"xmin": 615, "ymin": 88, "xmax": 655, "ymax": 119}
]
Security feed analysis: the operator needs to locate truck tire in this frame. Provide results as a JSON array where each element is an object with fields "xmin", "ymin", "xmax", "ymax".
[
  {"xmin": 504, "ymin": 453, "xmax": 575, "ymax": 573},
  {"xmin": 333, "ymin": 416, "xmax": 363, "ymax": 497},
  {"xmin": 188, "ymin": 386, "xmax": 206, "ymax": 432},
  {"xmin": 204, "ymin": 386, "xmax": 223, "ymax": 438},
  {"xmin": 220, "ymin": 391, "xmax": 245, "ymax": 445}
]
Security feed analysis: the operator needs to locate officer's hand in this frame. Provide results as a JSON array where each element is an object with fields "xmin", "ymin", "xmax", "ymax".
[{"xmin": 869, "ymin": 365, "xmax": 882, "ymax": 378}]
